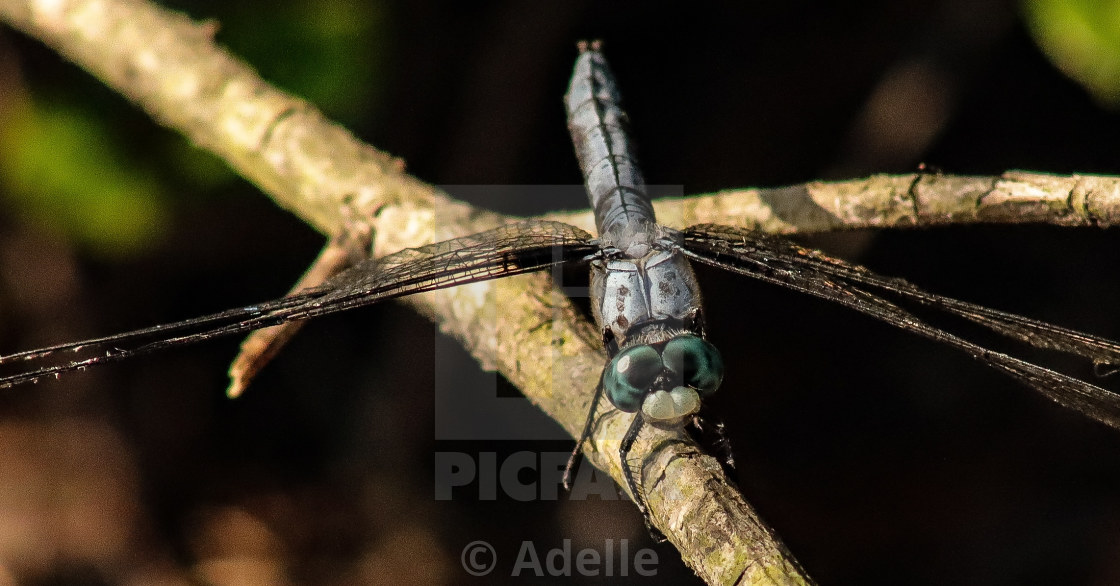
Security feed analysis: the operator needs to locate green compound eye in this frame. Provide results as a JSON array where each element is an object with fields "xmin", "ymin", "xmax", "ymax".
[
  {"xmin": 603, "ymin": 345, "xmax": 663, "ymax": 412},
  {"xmin": 661, "ymin": 336, "xmax": 724, "ymax": 396}
]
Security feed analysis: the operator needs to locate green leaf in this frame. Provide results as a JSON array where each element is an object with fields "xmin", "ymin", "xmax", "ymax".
[
  {"xmin": 221, "ymin": 0, "xmax": 389, "ymax": 124},
  {"xmin": 0, "ymin": 101, "xmax": 171, "ymax": 259},
  {"xmin": 1024, "ymin": 0, "xmax": 1120, "ymax": 106}
]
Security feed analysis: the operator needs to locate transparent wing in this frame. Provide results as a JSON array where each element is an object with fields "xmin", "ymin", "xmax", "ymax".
[
  {"xmin": 0, "ymin": 220, "xmax": 597, "ymax": 389},
  {"xmin": 679, "ymin": 223, "xmax": 1120, "ymax": 430}
]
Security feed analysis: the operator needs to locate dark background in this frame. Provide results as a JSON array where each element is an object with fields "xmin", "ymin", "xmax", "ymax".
[{"xmin": 1, "ymin": 1, "xmax": 1120, "ymax": 584}]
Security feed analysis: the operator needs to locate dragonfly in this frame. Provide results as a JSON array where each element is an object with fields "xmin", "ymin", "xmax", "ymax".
[{"xmin": 4, "ymin": 41, "xmax": 1120, "ymax": 529}]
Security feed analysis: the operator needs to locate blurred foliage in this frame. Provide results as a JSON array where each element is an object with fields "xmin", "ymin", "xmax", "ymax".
[
  {"xmin": 218, "ymin": 0, "xmax": 388, "ymax": 125},
  {"xmin": 0, "ymin": 100, "xmax": 171, "ymax": 259},
  {"xmin": 0, "ymin": 0, "xmax": 388, "ymax": 259},
  {"xmin": 162, "ymin": 133, "xmax": 239, "ymax": 192},
  {"xmin": 1024, "ymin": 0, "xmax": 1120, "ymax": 106}
]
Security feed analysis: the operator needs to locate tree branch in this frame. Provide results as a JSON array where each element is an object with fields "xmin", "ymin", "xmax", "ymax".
[
  {"xmin": 551, "ymin": 172, "xmax": 1120, "ymax": 235},
  {"xmin": 4, "ymin": 0, "xmax": 1119, "ymax": 584}
]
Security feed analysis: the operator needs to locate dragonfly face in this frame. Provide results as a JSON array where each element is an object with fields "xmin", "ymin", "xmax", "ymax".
[{"xmin": 602, "ymin": 334, "xmax": 723, "ymax": 423}]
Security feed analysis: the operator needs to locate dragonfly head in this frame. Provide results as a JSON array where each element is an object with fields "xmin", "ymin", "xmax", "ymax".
[{"xmin": 602, "ymin": 335, "xmax": 724, "ymax": 424}]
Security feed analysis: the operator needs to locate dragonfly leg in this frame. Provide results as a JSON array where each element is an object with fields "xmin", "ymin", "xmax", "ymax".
[
  {"xmin": 563, "ymin": 379, "xmax": 605, "ymax": 490},
  {"xmin": 692, "ymin": 413, "xmax": 736, "ymax": 471},
  {"xmin": 620, "ymin": 414, "xmax": 665, "ymax": 542}
]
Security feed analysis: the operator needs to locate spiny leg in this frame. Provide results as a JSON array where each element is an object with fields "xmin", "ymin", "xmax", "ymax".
[
  {"xmin": 692, "ymin": 412, "xmax": 736, "ymax": 471},
  {"xmin": 563, "ymin": 380, "xmax": 606, "ymax": 490},
  {"xmin": 619, "ymin": 415, "xmax": 647, "ymax": 514},
  {"xmin": 620, "ymin": 414, "xmax": 664, "ymax": 541}
]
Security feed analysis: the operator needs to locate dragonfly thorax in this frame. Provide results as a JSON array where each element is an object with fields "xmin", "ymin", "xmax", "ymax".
[
  {"xmin": 590, "ymin": 242, "xmax": 705, "ymax": 349},
  {"xmin": 597, "ymin": 216, "xmax": 659, "ymax": 258}
]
